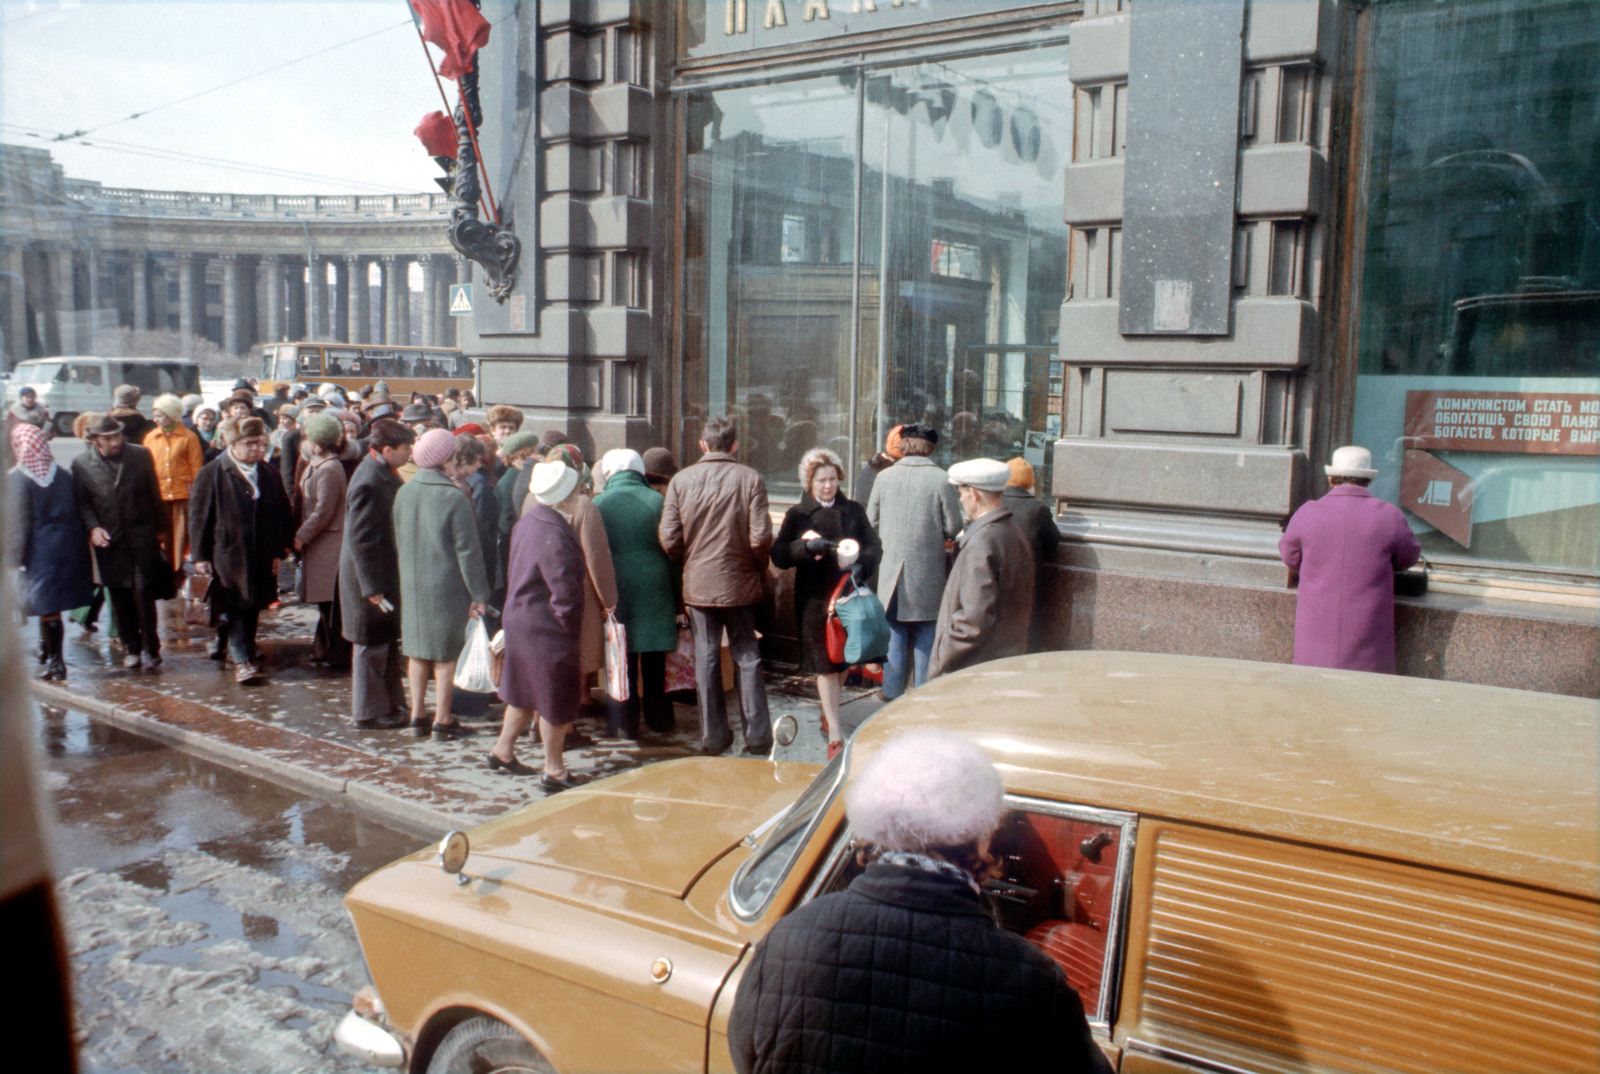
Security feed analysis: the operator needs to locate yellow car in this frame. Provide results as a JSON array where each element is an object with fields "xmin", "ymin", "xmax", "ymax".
[{"xmin": 337, "ymin": 651, "xmax": 1598, "ymax": 1073}]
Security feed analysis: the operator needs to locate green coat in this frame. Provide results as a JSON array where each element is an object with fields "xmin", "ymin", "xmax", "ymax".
[
  {"xmin": 593, "ymin": 469, "xmax": 679, "ymax": 652},
  {"xmin": 393, "ymin": 468, "xmax": 491, "ymax": 662}
]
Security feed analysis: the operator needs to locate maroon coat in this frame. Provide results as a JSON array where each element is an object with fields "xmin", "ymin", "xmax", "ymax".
[
  {"xmin": 1279, "ymin": 486, "xmax": 1421, "ymax": 674},
  {"xmin": 498, "ymin": 503, "xmax": 585, "ymax": 723}
]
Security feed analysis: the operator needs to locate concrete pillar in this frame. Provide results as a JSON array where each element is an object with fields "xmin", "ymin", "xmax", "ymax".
[
  {"xmin": 419, "ymin": 255, "xmax": 437, "ymax": 347},
  {"xmin": 150, "ymin": 257, "xmax": 171, "ymax": 332},
  {"xmin": 395, "ymin": 256, "xmax": 412, "ymax": 344},
  {"xmin": 53, "ymin": 245, "xmax": 77, "ymax": 354},
  {"xmin": 261, "ymin": 255, "xmax": 284, "ymax": 342},
  {"xmin": 286, "ymin": 260, "xmax": 307, "ymax": 340},
  {"xmin": 130, "ymin": 253, "xmax": 149, "ymax": 331},
  {"xmin": 220, "ymin": 253, "xmax": 244, "ymax": 356},
  {"xmin": 332, "ymin": 258, "xmax": 350, "ymax": 343},
  {"xmin": 3, "ymin": 243, "xmax": 27, "ymax": 364},
  {"xmin": 381, "ymin": 255, "xmax": 400, "ymax": 345},
  {"xmin": 346, "ymin": 255, "xmax": 368, "ymax": 344},
  {"xmin": 175, "ymin": 252, "xmax": 197, "ymax": 356}
]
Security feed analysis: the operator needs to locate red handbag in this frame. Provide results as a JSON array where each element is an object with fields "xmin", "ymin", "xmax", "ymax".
[{"xmin": 824, "ymin": 574, "xmax": 852, "ymax": 664}]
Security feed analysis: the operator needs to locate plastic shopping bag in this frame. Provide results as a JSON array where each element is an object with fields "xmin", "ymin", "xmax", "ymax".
[
  {"xmin": 453, "ymin": 617, "xmax": 496, "ymax": 693},
  {"xmin": 664, "ymin": 622, "xmax": 696, "ymax": 693},
  {"xmin": 604, "ymin": 612, "xmax": 630, "ymax": 701}
]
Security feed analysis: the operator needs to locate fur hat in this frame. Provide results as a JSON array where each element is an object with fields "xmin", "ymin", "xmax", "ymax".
[
  {"xmin": 846, "ymin": 731, "xmax": 1005, "ymax": 853},
  {"xmin": 413, "ymin": 428, "xmax": 456, "ymax": 469},
  {"xmin": 797, "ymin": 446, "xmax": 845, "ymax": 491},
  {"xmin": 227, "ymin": 389, "xmax": 255, "ymax": 409},
  {"xmin": 947, "ymin": 458, "xmax": 1011, "ymax": 492},
  {"xmin": 302, "ymin": 412, "xmax": 343, "ymax": 449},
  {"xmin": 486, "ymin": 404, "xmax": 524, "ymax": 431},
  {"xmin": 236, "ymin": 416, "xmax": 268, "ymax": 440},
  {"xmin": 529, "ymin": 459, "xmax": 579, "ymax": 506},
  {"xmin": 598, "ymin": 448, "xmax": 645, "ymax": 482},
  {"xmin": 113, "ymin": 383, "xmax": 141, "ymax": 408},
  {"xmin": 152, "ymin": 394, "xmax": 185, "ymax": 422}
]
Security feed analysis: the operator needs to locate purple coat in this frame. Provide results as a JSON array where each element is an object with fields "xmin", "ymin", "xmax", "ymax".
[
  {"xmin": 1279, "ymin": 486, "xmax": 1421, "ymax": 673},
  {"xmin": 498, "ymin": 503, "xmax": 585, "ymax": 724}
]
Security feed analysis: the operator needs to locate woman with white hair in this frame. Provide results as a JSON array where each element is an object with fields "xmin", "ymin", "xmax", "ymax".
[
  {"xmin": 494, "ymin": 460, "xmax": 589, "ymax": 790},
  {"xmin": 771, "ymin": 447, "xmax": 880, "ymax": 759},
  {"xmin": 592, "ymin": 448, "xmax": 680, "ymax": 738},
  {"xmin": 729, "ymin": 731, "xmax": 1109, "ymax": 1074}
]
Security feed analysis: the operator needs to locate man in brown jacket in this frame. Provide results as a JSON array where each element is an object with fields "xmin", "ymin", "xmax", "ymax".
[
  {"xmin": 927, "ymin": 458, "xmax": 1035, "ymax": 681},
  {"xmin": 659, "ymin": 417, "xmax": 773, "ymax": 755}
]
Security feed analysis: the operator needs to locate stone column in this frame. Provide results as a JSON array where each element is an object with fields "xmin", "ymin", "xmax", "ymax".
[
  {"xmin": 419, "ymin": 255, "xmax": 438, "ymax": 347},
  {"xmin": 332, "ymin": 258, "xmax": 350, "ymax": 343},
  {"xmin": 175, "ymin": 252, "xmax": 198, "ymax": 356},
  {"xmin": 346, "ymin": 255, "xmax": 369, "ymax": 344},
  {"xmin": 150, "ymin": 257, "xmax": 172, "ymax": 332},
  {"xmin": 52, "ymin": 246, "xmax": 77, "ymax": 354},
  {"xmin": 261, "ymin": 255, "xmax": 284, "ymax": 342},
  {"xmin": 220, "ymin": 253, "xmax": 244, "ymax": 356},
  {"xmin": 286, "ymin": 260, "xmax": 307, "ymax": 340},
  {"xmin": 395, "ymin": 256, "xmax": 412, "ymax": 344},
  {"xmin": 130, "ymin": 254, "xmax": 149, "ymax": 331},
  {"xmin": 3, "ymin": 243, "xmax": 28, "ymax": 362},
  {"xmin": 381, "ymin": 255, "xmax": 400, "ymax": 345}
]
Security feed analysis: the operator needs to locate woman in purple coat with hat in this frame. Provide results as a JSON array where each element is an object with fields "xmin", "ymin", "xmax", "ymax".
[
  {"xmin": 491, "ymin": 460, "xmax": 588, "ymax": 792},
  {"xmin": 1279, "ymin": 445, "xmax": 1421, "ymax": 674}
]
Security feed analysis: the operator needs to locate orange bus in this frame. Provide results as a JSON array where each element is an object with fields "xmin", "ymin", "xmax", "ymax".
[{"xmin": 256, "ymin": 341, "xmax": 474, "ymax": 398}]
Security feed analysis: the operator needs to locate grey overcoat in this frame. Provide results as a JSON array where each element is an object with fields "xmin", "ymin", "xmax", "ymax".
[
  {"xmin": 927, "ymin": 508, "xmax": 1035, "ymax": 680},
  {"xmin": 295, "ymin": 454, "xmax": 346, "ymax": 605},
  {"xmin": 393, "ymin": 468, "xmax": 491, "ymax": 662},
  {"xmin": 866, "ymin": 456, "xmax": 961, "ymax": 622}
]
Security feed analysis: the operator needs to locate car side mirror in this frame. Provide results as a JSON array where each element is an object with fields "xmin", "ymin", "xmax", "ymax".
[
  {"xmin": 438, "ymin": 830, "xmax": 472, "ymax": 886},
  {"xmin": 772, "ymin": 714, "xmax": 798, "ymax": 757}
]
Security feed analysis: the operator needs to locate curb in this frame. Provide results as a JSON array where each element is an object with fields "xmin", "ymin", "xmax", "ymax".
[{"xmin": 31, "ymin": 681, "xmax": 461, "ymax": 841}]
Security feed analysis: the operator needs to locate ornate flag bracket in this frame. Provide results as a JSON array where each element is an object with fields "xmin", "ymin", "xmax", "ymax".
[{"xmin": 449, "ymin": 60, "xmax": 520, "ymax": 302}]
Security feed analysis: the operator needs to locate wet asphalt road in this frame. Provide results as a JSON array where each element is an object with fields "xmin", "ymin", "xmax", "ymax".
[{"xmin": 39, "ymin": 703, "xmax": 424, "ymax": 1074}]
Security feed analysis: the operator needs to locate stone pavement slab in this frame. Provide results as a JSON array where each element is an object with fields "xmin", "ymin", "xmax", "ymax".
[{"xmin": 31, "ymin": 598, "xmax": 884, "ymax": 839}]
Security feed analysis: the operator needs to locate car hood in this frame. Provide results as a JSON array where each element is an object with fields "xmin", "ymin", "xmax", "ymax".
[{"xmin": 465, "ymin": 757, "xmax": 820, "ymax": 898}]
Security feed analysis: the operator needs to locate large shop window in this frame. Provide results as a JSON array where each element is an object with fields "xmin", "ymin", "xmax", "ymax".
[
  {"xmin": 1352, "ymin": 0, "xmax": 1600, "ymax": 576},
  {"xmin": 682, "ymin": 43, "xmax": 1070, "ymax": 498}
]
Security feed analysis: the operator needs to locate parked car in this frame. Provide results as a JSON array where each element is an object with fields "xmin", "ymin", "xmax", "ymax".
[
  {"xmin": 2, "ymin": 356, "xmax": 201, "ymax": 435},
  {"xmin": 335, "ymin": 651, "xmax": 1598, "ymax": 1074}
]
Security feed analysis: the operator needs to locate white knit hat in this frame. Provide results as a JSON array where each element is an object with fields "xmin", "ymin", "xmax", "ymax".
[
  {"xmin": 846, "ymin": 731, "xmax": 1004, "ymax": 852},
  {"xmin": 1325, "ymin": 445, "xmax": 1378, "ymax": 479},
  {"xmin": 530, "ymin": 459, "xmax": 579, "ymax": 506}
]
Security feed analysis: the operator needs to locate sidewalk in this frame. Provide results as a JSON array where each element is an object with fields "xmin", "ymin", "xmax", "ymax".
[{"xmin": 31, "ymin": 599, "xmax": 886, "ymax": 839}]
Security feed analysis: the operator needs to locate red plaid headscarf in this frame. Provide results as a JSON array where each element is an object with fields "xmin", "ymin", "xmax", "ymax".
[{"xmin": 9, "ymin": 422, "xmax": 55, "ymax": 487}]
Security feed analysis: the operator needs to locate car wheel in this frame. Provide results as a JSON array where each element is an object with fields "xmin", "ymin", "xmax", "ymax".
[
  {"xmin": 426, "ymin": 1016, "xmax": 554, "ymax": 1074},
  {"xmin": 53, "ymin": 411, "xmax": 77, "ymax": 436}
]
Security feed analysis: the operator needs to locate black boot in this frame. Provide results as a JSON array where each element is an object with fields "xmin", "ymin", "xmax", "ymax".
[
  {"xmin": 40, "ymin": 618, "xmax": 66, "ymax": 680},
  {"xmin": 36, "ymin": 620, "xmax": 49, "ymax": 667}
]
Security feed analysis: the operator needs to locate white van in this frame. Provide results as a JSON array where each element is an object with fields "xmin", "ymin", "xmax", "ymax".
[{"xmin": 4, "ymin": 356, "xmax": 202, "ymax": 435}]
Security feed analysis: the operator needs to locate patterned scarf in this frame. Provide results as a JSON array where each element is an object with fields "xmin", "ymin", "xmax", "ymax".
[
  {"xmin": 9, "ymin": 422, "xmax": 56, "ymax": 488},
  {"xmin": 876, "ymin": 850, "xmax": 982, "ymax": 895}
]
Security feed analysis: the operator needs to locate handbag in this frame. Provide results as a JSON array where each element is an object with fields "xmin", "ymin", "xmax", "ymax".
[
  {"xmin": 180, "ymin": 567, "xmax": 212, "ymax": 626},
  {"xmin": 826, "ymin": 573, "xmax": 892, "ymax": 666},
  {"xmin": 1394, "ymin": 555, "xmax": 1429, "ymax": 597},
  {"xmin": 453, "ymin": 617, "xmax": 496, "ymax": 693},
  {"xmin": 664, "ymin": 623, "xmax": 696, "ymax": 693},
  {"xmin": 604, "ymin": 612, "xmax": 630, "ymax": 701}
]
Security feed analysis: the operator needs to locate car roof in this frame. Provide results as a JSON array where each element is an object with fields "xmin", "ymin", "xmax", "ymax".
[{"xmin": 853, "ymin": 651, "xmax": 1597, "ymax": 900}]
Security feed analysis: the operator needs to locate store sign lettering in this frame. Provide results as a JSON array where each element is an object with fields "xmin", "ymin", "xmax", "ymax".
[
  {"xmin": 726, "ymin": 0, "xmax": 916, "ymax": 35},
  {"xmin": 1403, "ymin": 390, "xmax": 1600, "ymax": 456},
  {"xmin": 690, "ymin": 0, "xmax": 1052, "ymax": 58}
]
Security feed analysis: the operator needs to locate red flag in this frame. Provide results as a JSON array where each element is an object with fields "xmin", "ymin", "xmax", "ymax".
[
  {"xmin": 414, "ymin": 111, "xmax": 458, "ymax": 158},
  {"xmin": 410, "ymin": 0, "xmax": 490, "ymax": 80}
]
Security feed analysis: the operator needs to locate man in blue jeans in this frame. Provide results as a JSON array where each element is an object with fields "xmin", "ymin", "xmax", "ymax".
[{"xmin": 865, "ymin": 424, "xmax": 962, "ymax": 699}]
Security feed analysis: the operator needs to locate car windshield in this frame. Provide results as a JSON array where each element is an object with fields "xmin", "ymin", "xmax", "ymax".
[
  {"xmin": 730, "ymin": 751, "xmax": 846, "ymax": 920},
  {"xmin": 17, "ymin": 362, "xmax": 64, "ymax": 386}
]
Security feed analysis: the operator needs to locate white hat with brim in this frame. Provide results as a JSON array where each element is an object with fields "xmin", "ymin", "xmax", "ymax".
[
  {"xmin": 947, "ymin": 457, "xmax": 1011, "ymax": 492},
  {"xmin": 530, "ymin": 460, "xmax": 579, "ymax": 506},
  {"xmin": 1325, "ymin": 445, "xmax": 1378, "ymax": 479}
]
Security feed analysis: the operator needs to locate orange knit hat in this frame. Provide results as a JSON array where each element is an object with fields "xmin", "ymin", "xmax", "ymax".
[{"xmin": 885, "ymin": 425, "xmax": 906, "ymax": 460}]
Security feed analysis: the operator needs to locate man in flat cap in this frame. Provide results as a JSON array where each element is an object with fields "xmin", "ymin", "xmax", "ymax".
[{"xmin": 926, "ymin": 457, "xmax": 1034, "ymax": 680}]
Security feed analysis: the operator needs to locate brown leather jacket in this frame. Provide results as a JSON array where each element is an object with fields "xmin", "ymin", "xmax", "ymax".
[{"xmin": 658, "ymin": 452, "xmax": 772, "ymax": 608}]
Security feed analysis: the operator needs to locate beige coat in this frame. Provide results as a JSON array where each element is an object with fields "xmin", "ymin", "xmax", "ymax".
[
  {"xmin": 295, "ymin": 453, "xmax": 346, "ymax": 605},
  {"xmin": 524, "ymin": 490, "xmax": 618, "ymax": 674}
]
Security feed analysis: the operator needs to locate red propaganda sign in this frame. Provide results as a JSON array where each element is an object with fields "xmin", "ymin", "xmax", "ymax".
[
  {"xmin": 1404, "ymin": 391, "xmax": 1600, "ymax": 456},
  {"xmin": 1400, "ymin": 450, "xmax": 1474, "ymax": 548}
]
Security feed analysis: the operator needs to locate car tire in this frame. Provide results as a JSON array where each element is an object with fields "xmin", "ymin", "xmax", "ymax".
[
  {"xmin": 426, "ymin": 1016, "xmax": 554, "ymax": 1074},
  {"xmin": 53, "ymin": 411, "xmax": 77, "ymax": 436}
]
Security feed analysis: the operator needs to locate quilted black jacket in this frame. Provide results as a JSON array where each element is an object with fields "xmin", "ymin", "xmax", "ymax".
[{"xmin": 728, "ymin": 863, "xmax": 1112, "ymax": 1074}]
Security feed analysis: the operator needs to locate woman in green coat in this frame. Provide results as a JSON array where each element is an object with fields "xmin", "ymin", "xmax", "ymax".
[
  {"xmin": 393, "ymin": 429, "xmax": 491, "ymax": 739},
  {"xmin": 593, "ymin": 449, "xmax": 680, "ymax": 738}
]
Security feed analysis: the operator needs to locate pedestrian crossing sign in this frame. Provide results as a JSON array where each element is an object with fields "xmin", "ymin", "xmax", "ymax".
[{"xmin": 449, "ymin": 284, "xmax": 473, "ymax": 315}]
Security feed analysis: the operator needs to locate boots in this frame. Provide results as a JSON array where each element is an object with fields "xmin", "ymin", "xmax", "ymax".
[
  {"xmin": 36, "ymin": 619, "xmax": 49, "ymax": 667},
  {"xmin": 37, "ymin": 618, "xmax": 66, "ymax": 680}
]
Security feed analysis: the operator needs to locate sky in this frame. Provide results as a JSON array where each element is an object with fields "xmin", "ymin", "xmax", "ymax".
[{"xmin": 0, "ymin": 0, "xmax": 452, "ymax": 194}]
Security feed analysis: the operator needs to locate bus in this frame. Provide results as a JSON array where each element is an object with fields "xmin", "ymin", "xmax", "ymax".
[{"xmin": 256, "ymin": 341, "xmax": 473, "ymax": 398}]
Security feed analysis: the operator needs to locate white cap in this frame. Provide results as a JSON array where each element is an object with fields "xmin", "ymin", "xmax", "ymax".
[
  {"xmin": 947, "ymin": 457, "xmax": 1011, "ymax": 492},
  {"xmin": 598, "ymin": 448, "xmax": 645, "ymax": 482},
  {"xmin": 1326, "ymin": 445, "xmax": 1378, "ymax": 479},
  {"xmin": 530, "ymin": 460, "xmax": 579, "ymax": 506}
]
